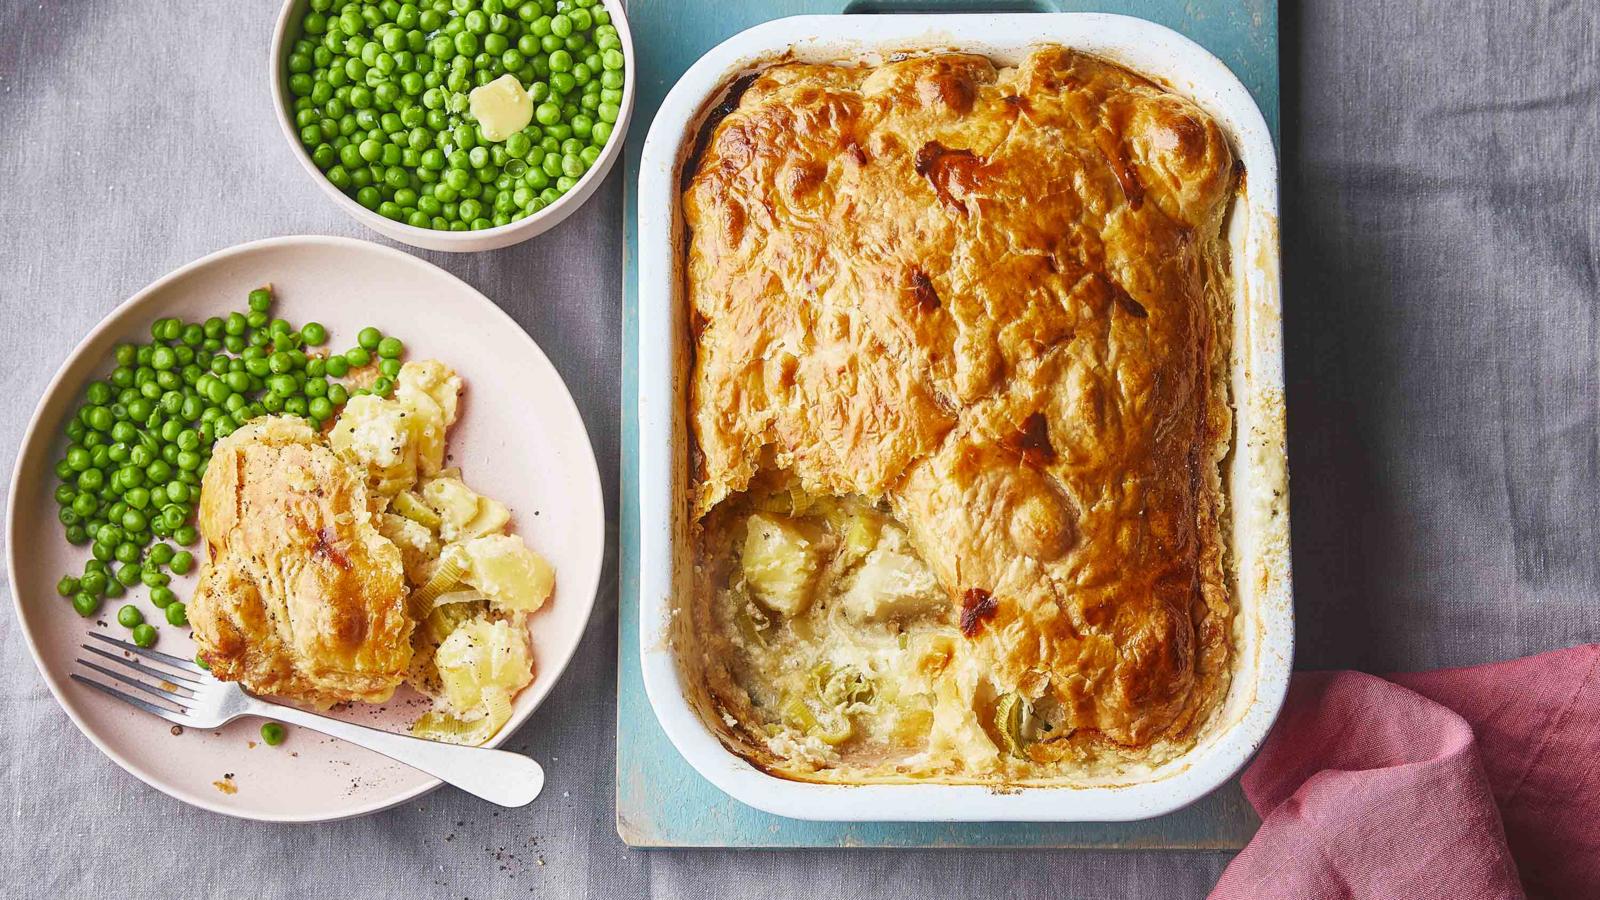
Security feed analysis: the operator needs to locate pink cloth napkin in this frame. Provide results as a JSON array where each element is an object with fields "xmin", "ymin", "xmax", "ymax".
[{"xmin": 1212, "ymin": 644, "xmax": 1600, "ymax": 900}]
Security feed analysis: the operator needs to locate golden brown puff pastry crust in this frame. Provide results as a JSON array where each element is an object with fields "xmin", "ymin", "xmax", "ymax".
[
  {"xmin": 684, "ymin": 47, "xmax": 1236, "ymax": 775},
  {"xmin": 190, "ymin": 417, "xmax": 413, "ymax": 707}
]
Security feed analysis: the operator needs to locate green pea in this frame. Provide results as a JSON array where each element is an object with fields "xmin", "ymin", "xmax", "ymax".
[
  {"xmin": 65, "ymin": 446, "xmax": 90, "ymax": 471},
  {"xmin": 165, "ymin": 603, "xmax": 189, "ymax": 627},
  {"xmin": 81, "ymin": 571, "xmax": 109, "ymax": 597},
  {"xmin": 302, "ymin": 322, "xmax": 328, "ymax": 345},
  {"xmin": 147, "ymin": 542, "xmax": 175, "ymax": 567},
  {"xmin": 117, "ymin": 563, "xmax": 143, "ymax": 587},
  {"xmin": 73, "ymin": 592, "xmax": 100, "ymax": 617},
  {"xmin": 174, "ymin": 526, "xmax": 199, "ymax": 547},
  {"xmin": 345, "ymin": 347, "xmax": 372, "ymax": 367},
  {"xmin": 168, "ymin": 551, "xmax": 195, "ymax": 576},
  {"xmin": 120, "ymin": 508, "xmax": 147, "ymax": 532},
  {"xmin": 266, "ymin": 350, "xmax": 294, "ymax": 375},
  {"xmin": 375, "ymin": 336, "xmax": 404, "ymax": 359},
  {"xmin": 150, "ymin": 586, "xmax": 177, "ymax": 609},
  {"xmin": 56, "ymin": 575, "xmax": 80, "ymax": 597},
  {"xmin": 261, "ymin": 722, "xmax": 288, "ymax": 746},
  {"xmin": 117, "ymin": 605, "xmax": 144, "ymax": 628},
  {"xmin": 131, "ymin": 623, "xmax": 158, "ymax": 648},
  {"xmin": 324, "ymin": 354, "xmax": 350, "ymax": 379},
  {"xmin": 372, "ymin": 376, "xmax": 395, "ymax": 397},
  {"xmin": 204, "ymin": 379, "xmax": 231, "ymax": 406},
  {"xmin": 76, "ymin": 468, "xmax": 104, "ymax": 492},
  {"xmin": 357, "ymin": 327, "xmax": 384, "ymax": 351}
]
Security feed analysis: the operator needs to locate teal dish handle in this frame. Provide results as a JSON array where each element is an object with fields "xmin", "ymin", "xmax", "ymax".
[{"xmin": 844, "ymin": 0, "xmax": 1056, "ymax": 13}]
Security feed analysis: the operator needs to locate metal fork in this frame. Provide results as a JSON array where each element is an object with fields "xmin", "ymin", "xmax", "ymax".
[{"xmin": 72, "ymin": 631, "xmax": 545, "ymax": 808}]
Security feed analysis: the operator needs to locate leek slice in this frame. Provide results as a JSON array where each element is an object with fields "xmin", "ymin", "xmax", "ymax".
[
  {"xmin": 994, "ymin": 692, "xmax": 1031, "ymax": 759},
  {"xmin": 411, "ymin": 691, "xmax": 515, "ymax": 746},
  {"xmin": 405, "ymin": 595, "xmax": 486, "ymax": 696},
  {"xmin": 410, "ymin": 709, "xmax": 497, "ymax": 745},
  {"xmin": 780, "ymin": 696, "xmax": 853, "ymax": 746},
  {"xmin": 394, "ymin": 491, "xmax": 443, "ymax": 530},
  {"xmin": 406, "ymin": 556, "xmax": 467, "ymax": 619}
]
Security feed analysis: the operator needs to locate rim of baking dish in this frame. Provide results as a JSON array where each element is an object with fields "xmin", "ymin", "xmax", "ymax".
[{"xmin": 636, "ymin": 12, "xmax": 1290, "ymax": 822}]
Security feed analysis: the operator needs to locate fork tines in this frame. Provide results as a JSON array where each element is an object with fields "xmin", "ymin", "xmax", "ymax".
[{"xmin": 71, "ymin": 631, "xmax": 209, "ymax": 724}]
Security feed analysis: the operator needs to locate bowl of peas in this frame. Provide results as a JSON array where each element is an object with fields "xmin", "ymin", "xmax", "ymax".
[{"xmin": 271, "ymin": 0, "xmax": 634, "ymax": 251}]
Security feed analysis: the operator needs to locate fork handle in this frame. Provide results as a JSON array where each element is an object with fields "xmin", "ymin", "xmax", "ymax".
[{"xmin": 261, "ymin": 704, "xmax": 545, "ymax": 807}]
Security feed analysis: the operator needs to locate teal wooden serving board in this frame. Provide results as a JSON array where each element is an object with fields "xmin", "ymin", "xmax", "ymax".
[{"xmin": 618, "ymin": 0, "xmax": 1278, "ymax": 848}]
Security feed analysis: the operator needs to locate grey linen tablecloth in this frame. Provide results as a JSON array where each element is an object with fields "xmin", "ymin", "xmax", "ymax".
[{"xmin": 2, "ymin": 1, "xmax": 1597, "ymax": 897}]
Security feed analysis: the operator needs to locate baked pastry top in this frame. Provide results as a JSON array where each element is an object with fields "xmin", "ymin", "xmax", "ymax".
[
  {"xmin": 191, "ymin": 417, "xmax": 413, "ymax": 708},
  {"xmin": 682, "ymin": 47, "xmax": 1237, "ymax": 782}
]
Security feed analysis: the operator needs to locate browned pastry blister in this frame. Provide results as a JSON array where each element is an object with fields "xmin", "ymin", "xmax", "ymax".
[{"xmin": 683, "ymin": 46, "xmax": 1237, "ymax": 783}]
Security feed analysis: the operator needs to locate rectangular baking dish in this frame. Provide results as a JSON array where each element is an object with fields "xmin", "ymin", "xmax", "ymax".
[{"xmin": 636, "ymin": 12, "xmax": 1291, "ymax": 822}]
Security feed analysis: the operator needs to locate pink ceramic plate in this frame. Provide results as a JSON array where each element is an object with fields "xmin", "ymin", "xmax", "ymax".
[{"xmin": 7, "ymin": 236, "xmax": 606, "ymax": 822}]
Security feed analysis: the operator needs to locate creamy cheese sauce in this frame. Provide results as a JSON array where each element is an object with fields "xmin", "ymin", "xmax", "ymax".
[{"xmin": 700, "ymin": 489, "xmax": 1025, "ymax": 778}]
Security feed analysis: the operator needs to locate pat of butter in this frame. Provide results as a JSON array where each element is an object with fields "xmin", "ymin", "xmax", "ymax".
[{"xmin": 469, "ymin": 74, "xmax": 533, "ymax": 142}]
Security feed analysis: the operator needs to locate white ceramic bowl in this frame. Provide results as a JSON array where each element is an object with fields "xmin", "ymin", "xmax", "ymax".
[
  {"xmin": 637, "ymin": 14, "xmax": 1292, "ymax": 822},
  {"xmin": 9, "ymin": 236, "xmax": 606, "ymax": 821},
  {"xmin": 270, "ymin": 0, "xmax": 635, "ymax": 252}
]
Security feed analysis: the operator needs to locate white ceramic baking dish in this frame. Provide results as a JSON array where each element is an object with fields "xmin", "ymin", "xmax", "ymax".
[{"xmin": 636, "ymin": 12, "xmax": 1290, "ymax": 822}]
